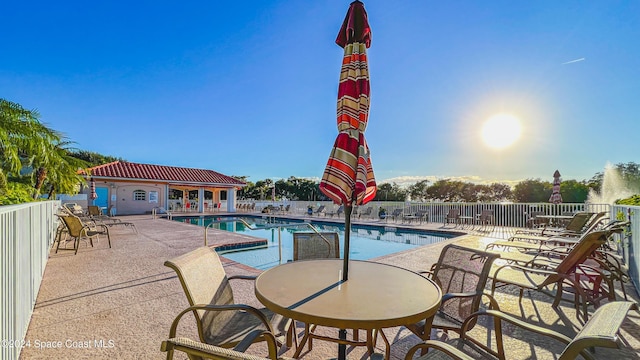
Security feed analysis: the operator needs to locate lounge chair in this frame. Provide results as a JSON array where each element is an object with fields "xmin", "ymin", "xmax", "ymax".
[
  {"xmin": 389, "ymin": 208, "xmax": 403, "ymax": 222},
  {"xmin": 163, "ymin": 247, "xmax": 293, "ymax": 354},
  {"xmin": 56, "ymin": 213, "xmax": 111, "ymax": 255},
  {"xmin": 486, "ymin": 214, "xmax": 610, "ymax": 253},
  {"xmin": 406, "ymin": 245, "xmax": 500, "ymax": 342},
  {"xmin": 326, "ymin": 205, "xmax": 344, "ymax": 218},
  {"xmin": 444, "ymin": 208, "xmax": 460, "ymax": 227},
  {"xmin": 87, "ymin": 205, "xmax": 138, "ymax": 233},
  {"xmin": 63, "ymin": 203, "xmax": 87, "ymax": 216},
  {"xmin": 313, "ymin": 205, "xmax": 326, "ymax": 216},
  {"xmin": 513, "ymin": 212, "xmax": 599, "ymax": 239},
  {"xmin": 358, "ymin": 206, "xmax": 373, "ymax": 219},
  {"xmin": 404, "ymin": 301, "xmax": 638, "ymax": 360},
  {"xmin": 490, "ymin": 230, "xmax": 610, "ymax": 320}
]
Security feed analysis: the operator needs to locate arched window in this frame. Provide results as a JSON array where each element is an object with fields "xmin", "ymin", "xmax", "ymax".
[{"xmin": 133, "ymin": 190, "xmax": 146, "ymax": 201}]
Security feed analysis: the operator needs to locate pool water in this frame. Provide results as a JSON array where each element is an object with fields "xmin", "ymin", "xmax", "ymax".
[{"xmin": 176, "ymin": 215, "xmax": 456, "ymax": 270}]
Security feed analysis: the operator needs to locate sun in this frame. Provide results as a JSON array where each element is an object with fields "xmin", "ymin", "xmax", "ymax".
[{"xmin": 481, "ymin": 113, "xmax": 522, "ymax": 149}]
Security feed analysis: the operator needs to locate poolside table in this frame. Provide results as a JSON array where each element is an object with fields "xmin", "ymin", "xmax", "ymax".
[{"xmin": 255, "ymin": 259, "xmax": 441, "ymax": 359}]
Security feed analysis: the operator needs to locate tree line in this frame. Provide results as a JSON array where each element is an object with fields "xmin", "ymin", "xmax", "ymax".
[{"xmin": 236, "ymin": 163, "xmax": 640, "ymax": 204}]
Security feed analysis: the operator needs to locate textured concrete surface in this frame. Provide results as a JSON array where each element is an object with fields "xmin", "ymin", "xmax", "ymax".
[{"xmin": 20, "ymin": 214, "xmax": 640, "ymax": 359}]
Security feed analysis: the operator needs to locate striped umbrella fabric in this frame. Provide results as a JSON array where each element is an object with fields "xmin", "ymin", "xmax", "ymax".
[
  {"xmin": 89, "ymin": 178, "xmax": 98, "ymax": 200},
  {"xmin": 549, "ymin": 170, "xmax": 563, "ymax": 204},
  {"xmin": 320, "ymin": 0, "xmax": 376, "ymax": 207}
]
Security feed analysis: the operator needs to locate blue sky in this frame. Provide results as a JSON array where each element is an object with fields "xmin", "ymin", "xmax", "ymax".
[{"xmin": 2, "ymin": 1, "xmax": 639, "ymax": 186}]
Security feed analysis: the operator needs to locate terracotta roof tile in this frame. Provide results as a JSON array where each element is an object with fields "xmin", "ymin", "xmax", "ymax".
[{"xmin": 86, "ymin": 161, "xmax": 245, "ymax": 186}]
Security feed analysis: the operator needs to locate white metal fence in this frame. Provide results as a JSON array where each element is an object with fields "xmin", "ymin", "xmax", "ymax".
[
  {"xmin": 240, "ymin": 201, "xmax": 610, "ymax": 227},
  {"xmin": 0, "ymin": 201, "xmax": 60, "ymax": 360},
  {"xmin": 611, "ymin": 204, "xmax": 640, "ymax": 291}
]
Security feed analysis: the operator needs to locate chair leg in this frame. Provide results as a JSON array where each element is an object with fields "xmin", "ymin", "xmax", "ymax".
[{"xmin": 55, "ymin": 234, "xmax": 63, "ymax": 253}]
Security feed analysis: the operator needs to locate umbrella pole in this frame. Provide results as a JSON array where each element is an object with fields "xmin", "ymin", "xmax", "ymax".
[
  {"xmin": 338, "ymin": 204, "xmax": 352, "ymax": 360},
  {"xmin": 342, "ymin": 204, "xmax": 352, "ymax": 282}
]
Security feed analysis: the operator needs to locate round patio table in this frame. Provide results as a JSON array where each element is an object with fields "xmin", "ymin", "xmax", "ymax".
[{"xmin": 255, "ymin": 259, "xmax": 441, "ymax": 359}]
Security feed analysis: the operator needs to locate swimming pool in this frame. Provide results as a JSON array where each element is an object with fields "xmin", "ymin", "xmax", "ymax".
[{"xmin": 175, "ymin": 215, "xmax": 457, "ymax": 270}]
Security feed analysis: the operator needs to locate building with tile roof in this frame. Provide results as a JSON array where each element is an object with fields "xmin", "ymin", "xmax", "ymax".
[{"xmin": 79, "ymin": 161, "xmax": 245, "ymax": 215}]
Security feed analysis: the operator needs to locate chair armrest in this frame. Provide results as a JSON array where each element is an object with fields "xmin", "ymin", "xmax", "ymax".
[
  {"xmin": 441, "ymin": 292, "xmax": 501, "ymax": 311},
  {"xmin": 81, "ymin": 223, "xmax": 110, "ymax": 234},
  {"xmin": 161, "ymin": 331, "xmax": 283, "ymax": 360},
  {"xmin": 168, "ymin": 304, "xmax": 274, "ymax": 339},
  {"xmin": 461, "ymin": 309, "xmax": 573, "ymax": 345},
  {"xmin": 492, "ymin": 263, "xmax": 560, "ymax": 279},
  {"xmin": 404, "ymin": 340, "xmax": 475, "ymax": 360},
  {"xmin": 228, "ymin": 275, "xmax": 258, "ymax": 281}
]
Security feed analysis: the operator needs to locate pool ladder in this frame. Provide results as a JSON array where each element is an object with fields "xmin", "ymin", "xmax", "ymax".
[{"xmin": 204, "ymin": 218, "xmax": 333, "ymax": 265}]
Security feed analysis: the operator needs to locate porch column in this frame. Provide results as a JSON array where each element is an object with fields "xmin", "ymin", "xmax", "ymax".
[
  {"xmin": 164, "ymin": 185, "xmax": 169, "ymax": 210},
  {"xmin": 198, "ymin": 188, "xmax": 204, "ymax": 214},
  {"xmin": 228, "ymin": 188, "xmax": 237, "ymax": 212}
]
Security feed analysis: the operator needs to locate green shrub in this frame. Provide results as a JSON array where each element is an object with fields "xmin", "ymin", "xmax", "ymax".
[
  {"xmin": 0, "ymin": 182, "xmax": 36, "ymax": 205},
  {"xmin": 616, "ymin": 194, "xmax": 640, "ymax": 206}
]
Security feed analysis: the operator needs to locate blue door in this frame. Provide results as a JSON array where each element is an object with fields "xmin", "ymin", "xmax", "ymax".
[{"xmin": 95, "ymin": 187, "xmax": 109, "ymax": 209}]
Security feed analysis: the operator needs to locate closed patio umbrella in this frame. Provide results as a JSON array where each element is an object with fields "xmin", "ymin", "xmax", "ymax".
[
  {"xmin": 320, "ymin": 0, "xmax": 376, "ymax": 283},
  {"xmin": 549, "ymin": 170, "xmax": 562, "ymax": 204},
  {"xmin": 89, "ymin": 178, "xmax": 97, "ymax": 204}
]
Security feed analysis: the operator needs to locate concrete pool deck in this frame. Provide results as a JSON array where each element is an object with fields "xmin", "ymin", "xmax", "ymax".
[{"xmin": 20, "ymin": 213, "xmax": 640, "ymax": 359}]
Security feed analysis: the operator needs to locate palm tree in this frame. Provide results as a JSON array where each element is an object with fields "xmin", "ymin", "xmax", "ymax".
[
  {"xmin": 31, "ymin": 139, "xmax": 88, "ymax": 199},
  {"xmin": 0, "ymin": 99, "xmax": 47, "ymax": 188},
  {"xmin": 0, "ymin": 98, "xmax": 87, "ymax": 199}
]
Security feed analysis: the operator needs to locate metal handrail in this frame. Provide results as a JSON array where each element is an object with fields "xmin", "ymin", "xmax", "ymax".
[{"xmin": 204, "ymin": 218, "xmax": 333, "ymax": 264}]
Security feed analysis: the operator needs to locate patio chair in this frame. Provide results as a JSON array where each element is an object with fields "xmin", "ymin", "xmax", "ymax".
[
  {"xmin": 525, "ymin": 210, "xmax": 548, "ymax": 228},
  {"xmin": 490, "ymin": 230, "xmax": 610, "ymax": 321},
  {"xmin": 406, "ymin": 245, "xmax": 500, "ymax": 342},
  {"xmin": 57, "ymin": 213, "xmax": 111, "ymax": 255},
  {"xmin": 402, "ymin": 209, "xmax": 424, "ymax": 223},
  {"xmin": 474, "ymin": 209, "xmax": 494, "ymax": 230},
  {"xmin": 164, "ymin": 247, "xmax": 293, "ymax": 354},
  {"xmin": 404, "ymin": 301, "xmax": 638, "ymax": 360},
  {"xmin": 444, "ymin": 209, "xmax": 460, "ymax": 227},
  {"xmin": 292, "ymin": 231, "xmax": 339, "ymax": 349},
  {"xmin": 293, "ymin": 232, "xmax": 339, "ymax": 261},
  {"xmin": 291, "ymin": 232, "xmax": 368, "ymax": 357},
  {"xmin": 414, "ymin": 210, "xmax": 429, "ymax": 223}
]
